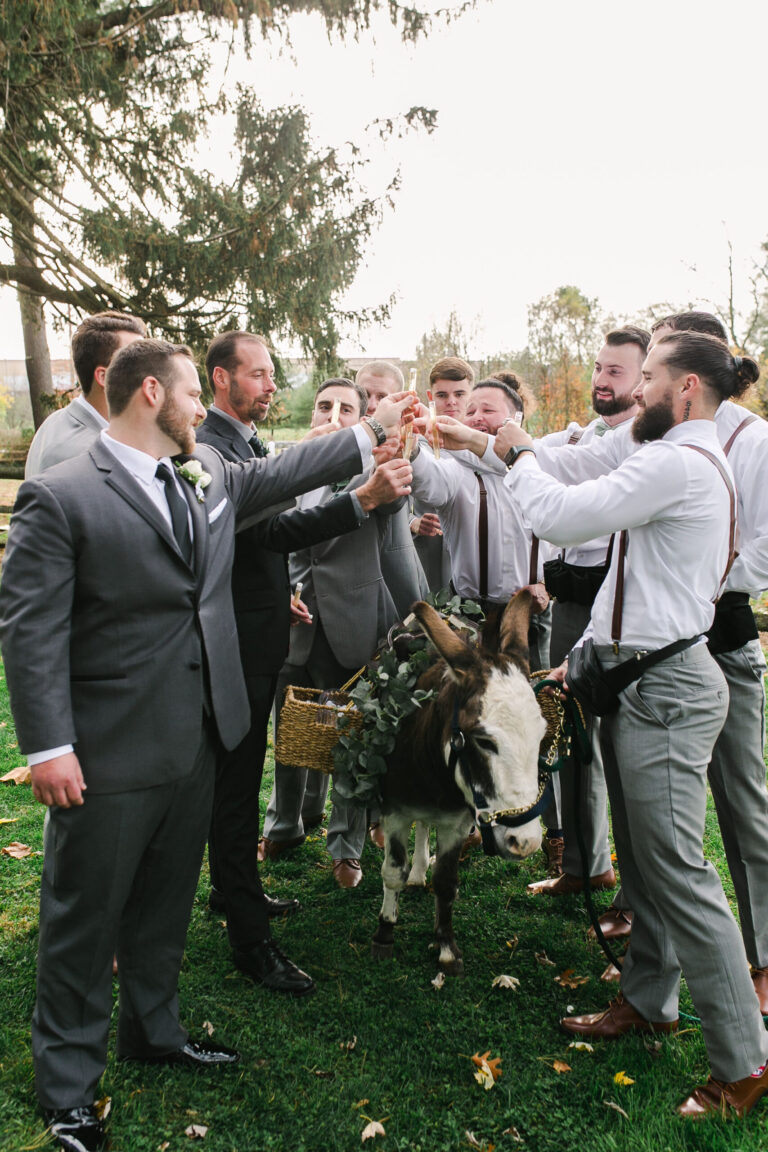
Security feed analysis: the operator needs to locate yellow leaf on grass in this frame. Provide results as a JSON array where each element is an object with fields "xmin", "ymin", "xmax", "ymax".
[
  {"xmin": 0, "ymin": 818, "xmax": 18, "ymax": 825},
  {"xmin": 94, "ymin": 1096, "xmax": 111, "ymax": 1121},
  {"xmin": 2, "ymin": 841, "xmax": 32, "ymax": 859},
  {"xmin": 568, "ymin": 1042, "xmax": 594, "ymax": 1052},
  {"xmin": 352, "ymin": 1100, "xmax": 369, "ymax": 1109},
  {"xmin": 361, "ymin": 1120, "xmax": 386, "ymax": 1142},
  {"xmin": 471, "ymin": 1051, "xmax": 502, "ymax": 1089},
  {"xmin": 1, "ymin": 766, "xmax": 31, "ymax": 785},
  {"xmin": 554, "ymin": 968, "xmax": 589, "ymax": 989},
  {"xmin": 552, "ymin": 1060, "xmax": 571, "ymax": 1074},
  {"xmin": 613, "ymin": 1070, "xmax": 635, "ymax": 1086}
]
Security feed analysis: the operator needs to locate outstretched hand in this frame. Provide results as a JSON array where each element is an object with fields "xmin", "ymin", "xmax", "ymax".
[
  {"xmin": 493, "ymin": 421, "xmax": 534, "ymax": 461},
  {"xmin": 357, "ymin": 457, "xmax": 413, "ymax": 512}
]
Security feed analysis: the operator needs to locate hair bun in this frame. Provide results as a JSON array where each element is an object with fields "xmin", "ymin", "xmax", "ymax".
[{"xmin": 732, "ymin": 354, "xmax": 760, "ymax": 396}]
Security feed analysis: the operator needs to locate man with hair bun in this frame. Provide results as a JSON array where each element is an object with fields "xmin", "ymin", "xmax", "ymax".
[{"xmin": 492, "ymin": 331, "xmax": 768, "ymax": 1119}]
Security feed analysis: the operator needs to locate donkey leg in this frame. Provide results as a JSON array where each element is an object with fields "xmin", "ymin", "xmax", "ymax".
[
  {"xmin": 433, "ymin": 820, "xmax": 465, "ymax": 976},
  {"xmin": 371, "ymin": 817, "xmax": 410, "ymax": 960},
  {"xmin": 406, "ymin": 821, "xmax": 431, "ymax": 887}
]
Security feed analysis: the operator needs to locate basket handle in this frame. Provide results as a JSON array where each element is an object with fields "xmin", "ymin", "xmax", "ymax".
[{"xmin": 339, "ymin": 666, "xmax": 367, "ymax": 693}]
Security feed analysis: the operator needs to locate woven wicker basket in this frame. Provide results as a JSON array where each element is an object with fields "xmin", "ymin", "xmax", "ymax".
[{"xmin": 275, "ymin": 681, "xmax": 363, "ymax": 774}]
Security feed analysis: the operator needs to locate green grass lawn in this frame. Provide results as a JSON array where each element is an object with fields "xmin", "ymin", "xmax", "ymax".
[{"xmin": 1, "ymin": 669, "xmax": 767, "ymax": 1151}]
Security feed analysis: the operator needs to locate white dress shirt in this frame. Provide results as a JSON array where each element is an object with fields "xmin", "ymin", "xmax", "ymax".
[
  {"xmin": 410, "ymin": 438, "xmax": 547, "ymax": 602},
  {"xmin": 505, "ymin": 421, "xmax": 733, "ymax": 649},
  {"xmin": 536, "ymin": 416, "xmax": 635, "ymax": 567}
]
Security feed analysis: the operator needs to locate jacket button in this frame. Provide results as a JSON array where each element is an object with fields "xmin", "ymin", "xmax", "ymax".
[{"xmin": 189, "ymin": 660, "xmax": 201, "ymax": 670}]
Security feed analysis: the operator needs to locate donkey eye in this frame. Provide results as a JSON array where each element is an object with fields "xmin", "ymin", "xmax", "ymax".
[{"xmin": 473, "ymin": 735, "xmax": 498, "ymax": 754}]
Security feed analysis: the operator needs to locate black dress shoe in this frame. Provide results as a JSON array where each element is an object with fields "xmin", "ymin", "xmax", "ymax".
[
  {"xmin": 150, "ymin": 1039, "xmax": 241, "ymax": 1068},
  {"xmin": 45, "ymin": 1105, "xmax": 107, "ymax": 1151},
  {"xmin": 234, "ymin": 939, "xmax": 316, "ymax": 996},
  {"xmin": 264, "ymin": 893, "xmax": 301, "ymax": 918},
  {"xmin": 209, "ymin": 889, "xmax": 301, "ymax": 918}
]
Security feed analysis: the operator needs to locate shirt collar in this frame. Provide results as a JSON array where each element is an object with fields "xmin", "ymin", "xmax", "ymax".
[
  {"xmin": 211, "ymin": 404, "xmax": 255, "ymax": 442},
  {"xmin": 100, "ymin": 429, "xmax": 171, "ymax": 487}
]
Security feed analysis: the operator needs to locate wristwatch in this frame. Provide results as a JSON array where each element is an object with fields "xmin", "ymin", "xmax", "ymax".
[
  {"xmin": 361, "ymin": 415, "xmax": 387, "ymax": 446},
  {"xmin": 504, "ymin": 444, "xmax": 536, "ymax": 468}
]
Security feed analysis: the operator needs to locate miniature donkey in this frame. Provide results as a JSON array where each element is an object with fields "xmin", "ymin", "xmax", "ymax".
[{"xmin": 372, "ymin": 590, "xmax": 546, "ymax": 975}]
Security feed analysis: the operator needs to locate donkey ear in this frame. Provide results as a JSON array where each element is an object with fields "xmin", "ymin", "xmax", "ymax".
[
  {"xmin": 498, "ymin": 589, "xmax": 534, "ymax": 674},
  {"xmin": 412, "ymin": 601, "xmax": 477, "ymax": 679}
]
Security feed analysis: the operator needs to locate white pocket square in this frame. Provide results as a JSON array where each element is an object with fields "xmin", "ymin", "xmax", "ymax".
[{"xmin": 207, "ymin": 498, "xmax": 228, "ymax": 524}]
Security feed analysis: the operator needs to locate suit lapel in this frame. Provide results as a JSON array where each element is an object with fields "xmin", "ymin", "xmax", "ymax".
[
  {"xmin": 175, "ymin": 459, "xmax": 209, "ymax": 579},
  {"xmin": 205, "ymin": 409, "xmax": 254, "ymax": 463},
  {"xmin": 90, "ymin": 438, "xmax": 192, "ymax": 568}
]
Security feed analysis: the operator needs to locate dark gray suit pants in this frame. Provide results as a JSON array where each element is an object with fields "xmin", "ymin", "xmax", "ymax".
[{"xmin": 33, "ymin": 721, "xmax": 215, "ymax": 1109}]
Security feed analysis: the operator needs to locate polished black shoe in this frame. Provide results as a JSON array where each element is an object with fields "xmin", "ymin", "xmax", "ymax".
[
  {"xmin": 234, "ymin": 939, "xmax": 316, "ymax": 996},
  {"xmin": 264, "ymin": 894, "xmax": 301, "ymax": 918},
  {"xmin": 151, "ymin": 1039, "xmax": 241, "ymax": 1068},
  {"xmin": 45, "ymin": 1105, "xmax": 107, "ymax": 1151}
]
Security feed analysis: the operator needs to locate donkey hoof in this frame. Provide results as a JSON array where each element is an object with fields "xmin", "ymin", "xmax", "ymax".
[
  {"xmin": 371, "ymin": 940, "xmax": 394, "ymax": 961},
  {"xmin": 438, "ymin": 956, "xmax": 464, "ymax": 977}
]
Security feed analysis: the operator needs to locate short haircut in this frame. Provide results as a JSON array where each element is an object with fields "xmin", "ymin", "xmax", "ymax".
[
  {"xmin": 355, "ymin": 360, "xmax": 405, "ymax": 390},
  {"xmin": 472, "ymin": 377, "xmax": 523, "ymax": 417},
  {"xmin": 71, "ymin": 312, "xmax": 147, "ymax": 395},
  {"xmin": 205, "ymin": 331, "xmax": 269, "ymax": 388},
  {"xmin": 604, "ymin": 325, "xmax": 651, "ymax": 357},
  {"xmin": 655, "ymin": 331, "xmax": 759, "ymax": 401},
  {"xmin": 429, "ymin": 356, "xmax": 474, "ymax": 388},
  {"xmin": 106, "ymin": 339, "xmax": 194, "ymax": 417},
  {"xmin": 315, "ymin": 377, "xmax": 368, "ymax": 418},
  {"xmin": 651, "ymin": 311, "xmax": 728, "ymax": 342}
]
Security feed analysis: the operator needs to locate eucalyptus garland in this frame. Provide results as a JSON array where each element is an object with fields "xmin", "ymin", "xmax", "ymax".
[{"xmin": 331, "ymin": 593, "xmax": 484, "ymax": 807}]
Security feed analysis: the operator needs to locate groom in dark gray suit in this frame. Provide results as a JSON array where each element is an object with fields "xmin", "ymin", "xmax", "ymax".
[{"xmin": 0, "ymin": 339, "xmax": 412, "ymax": 1151}]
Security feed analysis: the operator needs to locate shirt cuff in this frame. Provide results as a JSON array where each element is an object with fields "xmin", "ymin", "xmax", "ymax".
[
  {"xmin": 352, "ymin": 422, "xmax": 374, "ymax": 462},
  {"xmin": 28, "ymin": 745, "xmax": 74, "ymax": 767},
  {"xmin": 349, "ymin": 491, "xmax": 368, "ymax": 521}
]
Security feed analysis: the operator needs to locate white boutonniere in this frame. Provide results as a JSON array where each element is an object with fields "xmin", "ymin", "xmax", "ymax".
[{"xmin": 175, "ymin": 458, "xmax": 212, "ymax": 503}]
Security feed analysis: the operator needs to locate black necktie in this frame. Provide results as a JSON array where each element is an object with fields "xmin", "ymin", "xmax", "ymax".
[
  {"xmin": 156, "ymin": 463, "xmax": 193, "ymax": 566},
  {"xmin": 249, "ymin": 433, "xmax": 268, "ymax": 459}
]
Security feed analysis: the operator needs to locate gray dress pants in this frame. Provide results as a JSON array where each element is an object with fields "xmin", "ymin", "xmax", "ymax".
[
  {"xmin": 599, "ymin": 643, "xmax": 768, "ymax": 1082},
  {"xmin": 708, "ymin": 638, "xmax": 768, "ymax": 968},
  {"xmin": 33, "ymin": 721, "xmax": 215, "ymax": 1109},
  {"xmin": 265, "ymin": 620, "xmax": 366, "ymax": 861},
  {"xmin": 550, "ymin": 599, "xmax": 611, "ymax": 876}
]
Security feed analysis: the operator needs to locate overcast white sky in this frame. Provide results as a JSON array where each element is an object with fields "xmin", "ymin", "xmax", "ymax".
[{"xmin": 2, "ymin": 0, "xmax": 767, "ymax": 360}]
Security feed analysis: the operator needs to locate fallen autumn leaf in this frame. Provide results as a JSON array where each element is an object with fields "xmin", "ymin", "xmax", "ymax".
[
  {"xmin": 491, "ymin": 974, "xmax": 520, "ymax": 990},
  {"xmin": 2, "ymin": 841, "xmax": 32, "ymax": 859},
  {"xmin": 1, "ymin": 766, "xmax": 31, "ymax": 785},
  {"xmin": 361, "ymin": 1120, "xmax": 386, "ymax": 1142},
  {"xmin": 613, "ymin": 1070, "xmax": 635, "ymax": 1086},
  {"xmin": 185, "ymin": 1124, "xmax": 208, "ymax": 1139}
]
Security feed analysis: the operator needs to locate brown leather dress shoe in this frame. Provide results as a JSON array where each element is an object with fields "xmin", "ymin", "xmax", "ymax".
[
  {"xmin": 560, "ymin": 993, "xmax": 677, "ymax": 1038},
  {"xmin": 528, "ymin": 867, "xmax": 616, "ymax": 895},
  {"xmin": 588, "ymin": 905, "xmax": 634, "ymax": 940},
  {"xmin": 751, "ymin": 966, "xmax": 768, "ymax": 1015},
  {"xmin": 676, "ymin": 1062, "xmax": 768, "ymax": 1118},
  {"xmin": 257, "ymin": 835, "xmax": 304, "ymax": 863},
  {"xmin": 333, "ymin": 858, "xmax": 363, "ymax": 888},
  {"xmin": 368, "ymin": 823, "xmax": 386, "ymax": 850}
]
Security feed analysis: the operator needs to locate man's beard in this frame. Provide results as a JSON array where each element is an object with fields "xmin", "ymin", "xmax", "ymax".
[
  {"xmin": 158, "ymin": 389, "xmax": 196, "ymax": 455},
  {"xmin": 592, "ymin": 388, "xmax": 636, "ymax": 417},
  {"xmin": 231, "ymin": 380, "xmax": 269, "ymax": 424},
  {"xmin": 631, "ymin": 394, "xmax": 676, "ymax": 443}
]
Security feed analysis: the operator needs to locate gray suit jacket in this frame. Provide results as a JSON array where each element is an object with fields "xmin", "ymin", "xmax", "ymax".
[
  {"xmin": 379, "ymin": 504, "xmax": 429, "ymax": 619},
  {"xmin": 0, "ymin": 429, "xmax": 365, "ymax": 793},
  {"xmin": 286, "ymin": 476, "xmax": 404, "ymax": 670},
  {"xmin": 25, "ymin": 398, "xmax": 104, "ymax": 478}
]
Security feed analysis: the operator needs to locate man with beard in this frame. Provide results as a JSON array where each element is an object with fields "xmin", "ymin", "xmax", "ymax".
[
  {"xmin": 491, "ymin": 332, "xmax": 768, "ymax": 1119},
  {"xmin": 0, "ymin": 340, "xmax": 412, "ymax": 1150},
  {"xmin": 528, "ymin": 326, "xmax": 649, "ymax": 896},
  {"xmin": 197, "ymin": 332, "xmax": 375, "ymax": 996}
]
